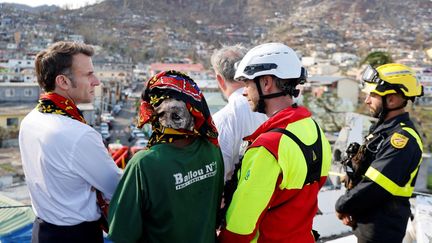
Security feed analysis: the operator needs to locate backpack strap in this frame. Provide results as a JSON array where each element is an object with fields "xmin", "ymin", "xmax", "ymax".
[{"xmin": 268, "ymin": 120, "xmax": 323, "ymax": 185}]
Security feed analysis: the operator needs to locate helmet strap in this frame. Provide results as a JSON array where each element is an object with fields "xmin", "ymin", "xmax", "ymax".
[
  {"xmin": 374, "ymin": 96, "xmax": 388, "ymax": 129},
  {"xmin": 254, "ymin": 77, "xmax": 266, "ymax": 113},
  {"xmin": 253, "ymin": 77, "xmax": 301, "ymax": 114}
]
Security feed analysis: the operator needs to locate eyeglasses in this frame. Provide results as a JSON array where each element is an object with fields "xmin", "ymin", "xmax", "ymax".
[{"xmin": 243, "ymin": 63, "xmax": 278, "ymax": 75}]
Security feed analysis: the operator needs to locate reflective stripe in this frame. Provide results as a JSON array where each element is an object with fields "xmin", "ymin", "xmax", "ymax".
[
  {"xmin": 365, "ymin": 126, "xmax": 423, "ymax": 197},
  {"xmin": 365, "ymin": 167, "xmax": 414, "ymax": 197},
  {"xmin": 402, "ymin": 126, "xmax": 423, "ymax": 152}
]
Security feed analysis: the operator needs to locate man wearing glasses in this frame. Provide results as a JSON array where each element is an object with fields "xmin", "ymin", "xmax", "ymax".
[{"xmin": 336, "ymin": 63, "xmax": 424, "ymax": 243}]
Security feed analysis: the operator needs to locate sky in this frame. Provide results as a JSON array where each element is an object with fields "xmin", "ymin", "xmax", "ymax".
[{"xmin": 0, "ymin": 0, "xmax": 101, "ymax": 9}]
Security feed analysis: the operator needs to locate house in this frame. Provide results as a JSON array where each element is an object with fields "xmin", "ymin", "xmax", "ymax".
[
  {"xmin": 149, "ymin": 62, "xmax": 205, "ymax": 77},
  {"xmin": 306, "ymin": 76, "xmax": 360, "ymax": 108},
  {"xmin": 0, "ymin": 58, "xmax": 35, "ymax": 83},
  {"xmin": 0, "ymin": 83, "xmax": 40, "ymax": 103},
  {"xmin": 417, "ymin": 68, "xmax": 432, "ymax": 106},
  {"xmin": 148, "ymin": 62, "xmax": 217, "ymax": 91},
  {"xmin": 94, "ymin": 63, "xmax": 133, "ymax": 115},
  {"xmin": 0, "ymin": 81, "xmax": 37, "ymax": 129}
]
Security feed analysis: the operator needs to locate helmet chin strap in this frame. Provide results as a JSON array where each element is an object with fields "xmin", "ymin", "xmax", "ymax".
[
  {"xmin": 254, "ymin": 78, "xmax": 267, "ymax": 113},
  {"xmin": 253, "ymin": 77, "xmax": 300, "ymax": 114}
]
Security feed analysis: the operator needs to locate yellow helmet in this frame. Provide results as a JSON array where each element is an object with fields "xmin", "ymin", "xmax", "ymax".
[{"xmin": 361, "ymin": 63, "xmax": 423, "ymax": 98}]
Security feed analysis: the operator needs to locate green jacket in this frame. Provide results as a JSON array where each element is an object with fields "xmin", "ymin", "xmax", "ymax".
[{"xmin": 108, "ymin": 137, "xmax": 224, "ymax": 243}]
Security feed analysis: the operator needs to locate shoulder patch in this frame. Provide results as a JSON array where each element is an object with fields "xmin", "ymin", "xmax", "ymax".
[{"xmin": 390, "ymin": 132, "xmax": 409, "ymax": 149}]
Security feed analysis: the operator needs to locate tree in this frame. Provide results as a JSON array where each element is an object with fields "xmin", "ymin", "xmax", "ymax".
[
  {"xmin": 360, "ymin": 51, "xmax": 393, "ymax": 68},
  {"xmin": 303, "ymin": 93, "xmax": 348, "ymax": 132}
]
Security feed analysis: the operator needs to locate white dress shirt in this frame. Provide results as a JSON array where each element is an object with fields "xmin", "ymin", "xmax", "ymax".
[
  {"xmin": 19, "ymin": 109, "xmax": 123, "ymax": 225},
  {"xmin": 213, "ymin": 88, "xmax": 267, "ymax": 181}
]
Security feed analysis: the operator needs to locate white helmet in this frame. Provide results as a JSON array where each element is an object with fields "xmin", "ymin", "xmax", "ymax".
[{"xmin": 234, "ymin": 42, "xmax": 303, "ymax": 81}]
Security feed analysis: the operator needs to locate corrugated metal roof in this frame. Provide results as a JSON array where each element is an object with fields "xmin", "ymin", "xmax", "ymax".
[{"xmin": 0, "ymin": 193, "xmax": 34, "ymax": 236}]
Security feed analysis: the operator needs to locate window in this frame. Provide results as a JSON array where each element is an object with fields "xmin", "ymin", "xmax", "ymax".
[
  {"xmin": 6, "ymin": 117, "xmax": 19, "ymax": 127},
  {"xmin": 24, "ymin": 88, "xmax": 33, "ymax": 97},
  {"xmin": 5, "ymin": 88, "xmax": 15, "ymax": 97}
]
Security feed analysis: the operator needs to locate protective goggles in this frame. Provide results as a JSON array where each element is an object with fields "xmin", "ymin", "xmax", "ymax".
[
  {"xmin": 360, "ymin": 65, "xmax": 408, "ymax": 95},
  {"xmin": 361, "ymin": 65, "xmax": 382, "ymax": 85}
]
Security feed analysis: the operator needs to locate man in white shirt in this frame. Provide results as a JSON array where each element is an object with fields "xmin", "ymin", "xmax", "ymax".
[
  {"xmin": 19, "ymin": 41, "xmax": 122, "ymax": 243},
  {"xmin": 211, "ymin": 44, "xmax": 267, "ymax": 181}
]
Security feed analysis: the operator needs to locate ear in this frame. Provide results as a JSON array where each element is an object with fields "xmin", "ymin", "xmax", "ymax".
[
  {"xmin": 261, "ymin": 75, "xmax": 274, "ymax": 92},
  {"xmin": 387, "ymin": 93, "xmax": 406, "ymax": 108},
  {"xmin": 55, "ymin": 75, "xmax": 70, "ymax": 91},
  {"xmin": 216, "ymin": 74, "xmax": 226, "ymax": 91}
]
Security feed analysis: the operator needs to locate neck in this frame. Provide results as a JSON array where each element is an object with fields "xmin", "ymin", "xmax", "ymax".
[
  {"xmin": 225, "ymin": 82, "xmax": 244, "ymax": 98},
  {"xmin": 264, "ymin": 95, "xmax": 293, "ymax": 117},
  {"xmin": 384, "ymin": 108, "xmax": 405, "ymax": 121}
]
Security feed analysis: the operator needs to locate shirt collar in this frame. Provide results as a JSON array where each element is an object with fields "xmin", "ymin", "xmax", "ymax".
[{"xmin": 372, "ymin": 112, "xmax": 410, "ymax": 134}]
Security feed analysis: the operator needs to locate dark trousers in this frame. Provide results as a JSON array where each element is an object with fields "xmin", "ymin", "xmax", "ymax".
[{"xmin": 32, "ymin": 217, "xmax": 103, "ymax": 243}]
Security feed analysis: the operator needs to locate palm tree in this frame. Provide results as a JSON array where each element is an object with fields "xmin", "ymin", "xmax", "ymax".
[{"xmin": 360, "ymin": 51, "xmax": 394, "ymax": 68}]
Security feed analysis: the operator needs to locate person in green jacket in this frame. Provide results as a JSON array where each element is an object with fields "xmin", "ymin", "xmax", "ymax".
[{"xmin": 108, "ymin": 70, "xmax": 224, "ymax": 243}]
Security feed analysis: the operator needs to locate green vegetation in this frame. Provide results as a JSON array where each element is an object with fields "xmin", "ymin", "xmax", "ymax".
[
  {"xmin": 409, "ymin": 106, "xmax": 432, "ymax": 152},
  {"xmin": 0, "ymin": 163, "xmax": 15, "ymax": 173},
  {"xmin": 360, "ymin": 51, "xmax": 394, "ymax": 68},
  {"xmin": 0, "ymin": 126, "xmax": 19, "ymax": 148}
]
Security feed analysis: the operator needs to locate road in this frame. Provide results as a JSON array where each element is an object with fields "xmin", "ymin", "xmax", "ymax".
[{"xmin": 109, "ymin": 99, "xmax": 139, "ymax": 146}]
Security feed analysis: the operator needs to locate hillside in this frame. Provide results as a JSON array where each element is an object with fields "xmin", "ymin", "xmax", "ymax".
[{"xmin": 1, "ymin": 0, "xmax": 431, "ymax": 64}]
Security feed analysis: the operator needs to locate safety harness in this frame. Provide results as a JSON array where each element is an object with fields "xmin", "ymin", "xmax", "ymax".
[{"xmin": 268, "ymin": 120, "xmax": 323, "ymax": 185}]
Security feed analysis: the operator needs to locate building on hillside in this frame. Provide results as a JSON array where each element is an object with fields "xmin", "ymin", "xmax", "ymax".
[
  {"xmin": 149, "ymin": 62, "xmax": 205, "ymax": 77},
  {"xmin": 148, "ymin": 62, "xmax": 217, "ymax": 91},
  {"xmin": 331, "ymin": 52, "xmax": 360, "ymax": 67},
  {"xmin": 0, "ymin": 83, "xmax": 39, "ymax": 103},
  {"xmin": 0, "ymin": 83, "xmax": 98, "ymax": 129},
  {"xmin": 417, "ymin": 68, "xmax": 432, "ymax": 106},
  {"xmin": 0, "ymin": 83, "xmax": 40, "ymax": 129},
  {"xmin": 0, "ymin": 58, "xmax": 35, "ymax": 83},
  {"xmin": 305, "ymin": 76, "xmax": 360, "ymax": 109},
  {"xmin": 94, "ymin": 63, "xmax": 133, "ymax": 115},
  {"xmin": 0, "ymin": 103, "xmax": 34, "ymax": 129}
]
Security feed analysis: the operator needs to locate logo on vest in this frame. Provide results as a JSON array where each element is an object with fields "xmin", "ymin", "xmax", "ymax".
[
  {"xmin": 173, "ymin": 161, "xmax": 217, "ymax": 190},
  {"xmin": 390, "ymin": 132, "xmax": 408, "ymax": 149}
]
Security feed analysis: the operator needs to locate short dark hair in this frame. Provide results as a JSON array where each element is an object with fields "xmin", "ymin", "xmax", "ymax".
[{"xmin": 35, "ymin": 41, "xmax": 94, "ymax": 92}]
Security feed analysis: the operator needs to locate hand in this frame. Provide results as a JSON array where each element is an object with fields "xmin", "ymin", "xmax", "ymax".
[
  {"xmin": 336, "ymin": 212, "xmax": 356, "ymax": 227},
  {"xmin": 341, "ymin": 175, "xmax": 354, "ymax": 190}
]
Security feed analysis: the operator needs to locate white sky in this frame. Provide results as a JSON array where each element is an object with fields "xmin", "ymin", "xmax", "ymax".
[{"xmin": 0, "ymin": 0, "xmax": 101, "ymax": 9}]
